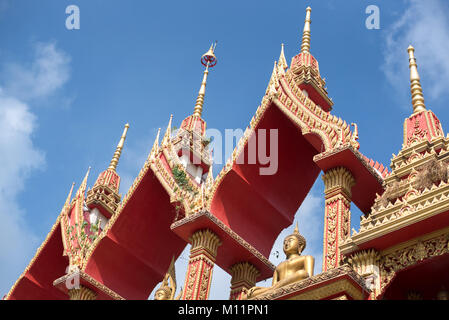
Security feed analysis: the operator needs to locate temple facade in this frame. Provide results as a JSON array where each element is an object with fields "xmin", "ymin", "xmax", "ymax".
[{"xmin": 5, "ymin": 7, "xmax": 449, "ymax": 300}]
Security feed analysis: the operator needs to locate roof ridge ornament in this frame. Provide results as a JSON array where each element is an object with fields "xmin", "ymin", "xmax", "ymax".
[
  {"xmin": 149, "ymin": 128, "xmax": 161, "ymax": 159},
  {"xmin": 108, "ymin": 123, "xmax": 130, "ymax": 171},
  {"xmin": 193, "ymin": 42, "xmax": 218, "ymax": 118},
  {"xmin": 407, "ymin": 45, "xmax": 426, "ymax": 114},
  {"xmin": 301, "ymin": 7, "xmax": 312, "ymax": 53},
  {"xmin": 162, "ymin": 114, "xmax": 173, "ymax": 146},
  {"xmin": 64, "ymin": 182, "xmax": 75, "ymax": 208},
  {"xmin": 278, "ymin": 43, "xmax": 288, "ymax": 70},
  {"xmin": 76, "ymin": 167, "xmax": 91, "ymax": 198}
]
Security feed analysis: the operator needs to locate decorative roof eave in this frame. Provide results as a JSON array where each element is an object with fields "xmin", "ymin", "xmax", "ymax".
[
  {"xmin": 82, "ymin": 136, "xmax": 207, "ymax": 269},
  {"xmin": 377, "ymin": 228, "xmax": 449, "ymax": 298},
  {"xmin": 170, "ymin": 210, "xmax": 275, "ymax": 280},
  {"xmin": 281, "ymin": 71, "xmax": 351, "ymax": 144},
  {"xmin": 313, "ymin": 143, "xmax": 387, "ymax": 183},
  {"xmin": 388, "ymin": 136, "xmax": 447, "ymax": 179},
  {"xmin": 5, "ymin": 181, "xmax": 77, "ymax": 299},
  {"xmin": 341, "ymin": 182, "xmax": 449, "ymax": 255},
  {"xmin": 289, "ymin": 62, "xmax": 333, "ymax": 110},
  {"xmin": 53, "ymin": 269, "xmax": 125, "ymax": 300},
  {"xmin": 4, "ymin": 214, "xmax": 64, "ymax": 300}
]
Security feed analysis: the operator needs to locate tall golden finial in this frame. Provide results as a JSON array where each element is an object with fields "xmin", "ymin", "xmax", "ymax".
[
  {"xmin": 278, "ymin": 43, "xmax": 288, "ymax": 70},
  {"xmin": 149, "ymin": 128, "xmax": 161, "ymax": 160},
  {"xmin": 64, "ymin": 182, "xmax": 75, "ymax": 208},
  {"xmin": 301, "ymin": 7, "xmax": 312, "ymax": 53},
  {"xmin": 193, "ymin": 42, "xmax": 218, "ymax": 118},
  {"xmin": 162, "ymin": 115, "xmax": 173, "ymax": 146},
  {"xmin": 108, "ymin": 123, "xmax": 130, "ymax": 171},
  {"xmin": 407, "ymin": 45, "xmax": 426, "ymax": 114},
  {"xmin": 76, "ymin": 167, "xmax": 91, "ymax": 198}
]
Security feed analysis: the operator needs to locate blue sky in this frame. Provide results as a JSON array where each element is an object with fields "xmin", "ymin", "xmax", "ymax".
[{"xmin": 1, "ymin": 0, "xmax": 449, "ymax": 299}]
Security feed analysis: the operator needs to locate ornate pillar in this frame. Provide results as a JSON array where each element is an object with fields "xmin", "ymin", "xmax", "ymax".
[
  {"xmin": 68, "ymin": 285, "xmax": 97, "ymax": 300},
  {"xmin": 182, "ymin": 229, "xmax": 221, "ymax": 300},
  {"xmin": 229, "ymin": 262, "xmax": 260, "ymax": 300},
  {"xmin": 322, "ymin": 167, "xmax": 355, "ymax": 271}
]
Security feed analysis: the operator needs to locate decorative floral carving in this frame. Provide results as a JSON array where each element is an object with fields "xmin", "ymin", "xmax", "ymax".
[{"xmin": 379, "ymin": 233, "xmax": 449, "ymax": 296}]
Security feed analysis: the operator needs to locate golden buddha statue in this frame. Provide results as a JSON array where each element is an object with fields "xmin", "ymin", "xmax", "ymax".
[
  {"xmin": 246, "ymin": 223, "xmax": 314, "ymax": 299},
  {"xmin": 154, "ymin": 256, "xmax": 177, "ymax": 300}
]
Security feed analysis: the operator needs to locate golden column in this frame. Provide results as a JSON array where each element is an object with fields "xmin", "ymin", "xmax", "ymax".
[
  {"xmin": 182, "ymin": 229, "xmax": 221, "ymax": 300},
  {"xmin": 68, "ymin": 285, "xmax": 97, "ymax": 300},
  {"xmin": 322, "ymin": 167, "xmax": 355, "ymax": 271},
  {"xmin": 229, "ymin": 262, "xmax": 260, "ymax": 300}
]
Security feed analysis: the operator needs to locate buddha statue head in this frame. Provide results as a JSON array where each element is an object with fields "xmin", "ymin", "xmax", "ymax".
[
  {"xmin": 283, "ymin": 222, "xmax": 306, "ymax": 256},
  {"xmin": 154, "ymin": 256, "xmax": 176, "ymax": 300},
  {"xmin": 154, "ymin": 286, "xmax": 173, "ymax": 300}
]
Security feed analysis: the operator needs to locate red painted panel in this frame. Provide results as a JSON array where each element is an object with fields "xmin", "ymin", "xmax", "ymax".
[
  {"xmin": 8, "ymin": 224, "xmax": 69, "ymax": 300},
  {"xmin": 210, "ymin": 103, "xmax": 320, "ymax": 257},
  {"xmin": 84, "ymin": 169, "xmax": 186, "ymax": 299}
]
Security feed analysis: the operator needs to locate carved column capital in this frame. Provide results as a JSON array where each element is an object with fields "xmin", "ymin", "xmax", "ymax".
[
  {"xmin": 322, "ymin": 167, "xmax": 355, "ymax": 199},
  {"xmin": 189, "ymin": 229, "xmax": 222, "ymax": 257},
  {"xmin": 182, "ymin": 229, "xmax": 222, "ymax": 300},
  {"xmin": 68, "ymin": 285, "xmax": 97, "ymax": 300},
  {"xmin": 229, "ymin": 262, "xmax": 260, "ymax": 300}
]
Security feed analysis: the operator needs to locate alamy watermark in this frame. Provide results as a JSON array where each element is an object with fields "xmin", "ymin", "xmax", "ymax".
[
  {"xmin": 64, "ymin": 266, "xmax": 80, "ymax": 290},
  {"xmin": 365, "ymin": 5, "xmax": 380, "ymax": 30},
  {"xmin": 176, "ymin": 127, "xmax": 279, "ymax": 176},
  {"xmin": 66, "ymin": 5, "xmax": 80, "ymax": 30}
]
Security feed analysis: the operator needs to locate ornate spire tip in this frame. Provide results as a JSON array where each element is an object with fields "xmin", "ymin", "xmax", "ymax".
[
  {"xmin": 301, "ymin": 6, "xmax": 312, "ymax": 53},
  {"xmin": 108, "ymin": 124, "xmax": 129, "ymax": 171},
  {"xmin": 407, "ymin": 45, "xmax": 426, "ymax": 114}
]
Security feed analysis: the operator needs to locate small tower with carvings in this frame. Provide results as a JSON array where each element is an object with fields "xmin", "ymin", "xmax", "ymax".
[
  {"xmin": 86, "ymin": 124, "xmax": 129, "ymax": 224},
  {"xmin": 342, "ymin": 46, "xmax": 449, "ymax": 300}
]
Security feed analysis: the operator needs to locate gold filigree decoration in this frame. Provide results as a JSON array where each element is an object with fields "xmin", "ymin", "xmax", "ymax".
[{"xmin": 379, "ymin": 233, "xmax": 449, "ymax": 297}]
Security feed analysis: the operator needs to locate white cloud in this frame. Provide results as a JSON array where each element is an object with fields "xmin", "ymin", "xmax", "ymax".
[
  {"xmin": 0, "ymin": 42, "xmax": 70, "ymax": 296},
  {"xmin": 382, "ymin": 0, "xmax": 449, "ymax": 107},
  {"xmin": 3, "ymin": 42, "xmax": 70, "ymax": 101}
]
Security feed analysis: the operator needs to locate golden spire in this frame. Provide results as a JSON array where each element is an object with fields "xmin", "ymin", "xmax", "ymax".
[
  {"xmin": 266, "ymin": 61, "xmax": 279, "ymax": 95},
  {"xmin": 153, "ymin": 128, "xmax": 161, "ymax": 150},
  {"xmin": 76, "ymin": 167, "xmax": 91, "ymax": 198},
  {"xmin": 407, "ymin": 45, "xmax": 426, "ymax": 114},
  {"xmin": 193, "ymin": 43, "xmax": 218, "ymax": 118},
  {"xmin": 162, "ymin": 115, "xmax": 173, "ymax": 146},
  {"xmin": 301, "ymin": 7, "xmax": 312, "ymax": 53},
  {"xmin": 64, "ymin": 182, "xmax": 75, "ymax": 208},
  {"xmin": 149, "ymin": 128, "xmax": 161, "ymax": 159},
  {"xmin": 278, "ymin": 43, "xmax": 288, "ymax": 70},
  {"xmin": 108, "ymin": 123, "xmax": 130, "ymax": 171}
]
